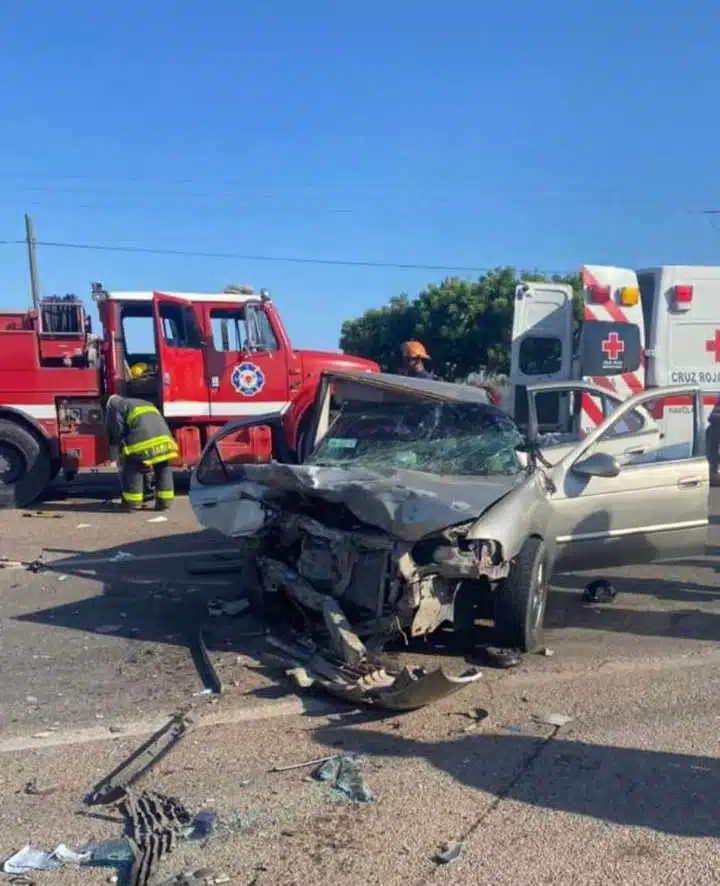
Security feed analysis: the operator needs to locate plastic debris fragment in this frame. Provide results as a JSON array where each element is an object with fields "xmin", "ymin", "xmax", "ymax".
[
  {"xmin": 3, "ymin": 847, "xmax": 60, "ymax": 874},
  {"xmin": 435, "ymin": 841, "xmax": 462, "ymax": 864},
  {"xmin": 532, "ymin": 712, "xmax": 573, "ymax": 727}
]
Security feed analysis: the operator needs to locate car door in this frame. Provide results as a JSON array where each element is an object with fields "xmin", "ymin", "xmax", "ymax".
[
  {"xmin": 189, "ymin": 413, "xmax": 293, "ymax": 537},
  {"xmin": 151, "ymin": 293, "xmax": 209, "ymax": 419},
  {"xmin": 204, "ymin": 301, "xmax": 291, "ymax": 419},
  {"xmin": 546, "ymin": 385, "xmax": 708, "ymax": 574},
  {"xmin": 527, "ymin": 380, "xmax": 661, "ymax": 465}
]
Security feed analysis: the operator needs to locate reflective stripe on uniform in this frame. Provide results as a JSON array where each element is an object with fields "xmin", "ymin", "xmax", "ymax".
[
  {"xmin": 121, "ymin": 491, "xmax": 143, "ymax": 503},
  {"xmin": 127, "ymin": 405, "xmax": 161, "ymax": 425},
  {"xmin": 121, "ymin": 434, "xmax": 178, "ymax": 458},
  {"xmin": 156, "ymin": 489, "xmax": 174, "ymax": 501}
]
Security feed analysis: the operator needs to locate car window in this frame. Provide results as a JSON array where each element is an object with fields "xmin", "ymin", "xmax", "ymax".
[
  {"xmin": 592, "ymin": 392, "xmax": 697, "ymax": 463},
  {"xmin": 306, "ymin": 400, "xmax": 525, "ymax": 477}
]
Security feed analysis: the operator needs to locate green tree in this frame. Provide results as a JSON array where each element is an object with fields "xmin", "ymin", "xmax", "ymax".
[{"xmin": 339, "ymin": 268, "xmax": 582, "ymax": 379}]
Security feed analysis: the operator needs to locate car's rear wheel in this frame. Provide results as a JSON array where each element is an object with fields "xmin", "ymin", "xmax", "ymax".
[{"xmin": 493, "ymin": 537, "xmax": 548, "ymax": 653}]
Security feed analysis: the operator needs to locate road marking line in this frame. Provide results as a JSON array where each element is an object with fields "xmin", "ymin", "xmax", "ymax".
[
  {"xmin": 45, "ymin": 547, "xmax": 242, "ymax": 569},
  {"xmin": 0, "ymin": 697, "xmax": 341, "ymax": 754}
]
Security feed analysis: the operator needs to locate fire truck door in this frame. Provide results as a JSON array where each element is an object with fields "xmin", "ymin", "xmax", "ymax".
[
  {"xmin": 510, "ymin": 282, "xmax": 574, "ymax": 430},
  {"xmin": 205, "ymin": 303, "xmax": 290, "ymax": 419},
  {"xmin": 151, "ymin": 293, "xmax": 209, "ymax": 419}
]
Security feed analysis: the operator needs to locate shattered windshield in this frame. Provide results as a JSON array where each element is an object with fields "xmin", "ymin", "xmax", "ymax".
[{"xmin": 307, "ymin": 400, "xmax": 523, "ymax": 476}]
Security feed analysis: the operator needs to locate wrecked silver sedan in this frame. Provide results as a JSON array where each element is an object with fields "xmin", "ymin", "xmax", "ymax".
[{"xmin": 189, "ymin": 372, "xmax": 709, "ymax": 708}]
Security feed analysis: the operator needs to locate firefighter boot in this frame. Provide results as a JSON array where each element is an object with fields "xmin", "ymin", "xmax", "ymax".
[
  {"xmin": 119, "ymin": 459, "xmax": 145, "ymax": 512},
  {"xmin": 154, "ymin": 461, "xmax": 175, "ymax": 511}
]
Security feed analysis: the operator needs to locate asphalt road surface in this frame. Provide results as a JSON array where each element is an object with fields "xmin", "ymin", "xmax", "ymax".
[{"xmin": 0, "ymin": 476, "xmax": 718, "ymax": 885}]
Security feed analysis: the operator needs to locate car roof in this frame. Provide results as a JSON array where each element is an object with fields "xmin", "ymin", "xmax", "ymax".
[{"xmin": 322, "ymin": 369, "xmax": 498, "ymax": 406}]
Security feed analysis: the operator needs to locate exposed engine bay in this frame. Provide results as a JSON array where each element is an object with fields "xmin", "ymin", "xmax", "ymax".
[{"xmin": 243, "ymin": 487, "xmax": 512, "ymax": 709}]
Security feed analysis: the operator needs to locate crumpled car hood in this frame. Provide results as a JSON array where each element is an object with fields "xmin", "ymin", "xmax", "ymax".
[{"xmin": 241, "ymin": 462, "xmax": 522, "ymax": 541}]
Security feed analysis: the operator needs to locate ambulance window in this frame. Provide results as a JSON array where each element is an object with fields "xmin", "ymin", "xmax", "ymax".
[
  {"xmin": 210, "ymin": 308, "xmax": 248, "ymax": 352},
  {"xmin": 519, "ymin": 337, "xmax": 562, "ymax": 375}
]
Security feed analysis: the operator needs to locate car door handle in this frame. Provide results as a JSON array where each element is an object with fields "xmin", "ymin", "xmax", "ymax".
[
  {"xmin": 677, "ymin": 476, "xmax": 703, "ymax": 488},
  {"xmin": 624, "ymin": 447, "xmax": 646, "ymax": 456}
]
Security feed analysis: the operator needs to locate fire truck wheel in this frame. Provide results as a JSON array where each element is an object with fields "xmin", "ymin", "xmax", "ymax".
[
  {"xmin": 493, "ymin": 536, "xmax": 548, "ymax": 653},
  {"xmin": 0, "ymin": 419, "xmax": 52, "ymax": 508}
]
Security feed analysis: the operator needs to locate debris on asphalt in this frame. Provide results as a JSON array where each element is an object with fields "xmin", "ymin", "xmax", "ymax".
[
  {"xmin": 269, "ymin": 754, "xmax": 340, "ymax": 774},
  {"xmin": 461, "ymin": 707, "xmax": 489, "ymax": 723},
  {"xmin": 146, "ymin": 516, "xmax": 168, "ymax": 524},
  {"xmin": 22, "ymin": 512, "xmax": 63, "ymax": 519},
  {"xmin": 584, "ymin": 579, "xmax": 617, "ymax": 603},
  {"xmin": 82, "ymin": 838, "xmax": 133, "ymax": 864},
  {"xmin": 532, "ymin": 712, "xmax": 573, "ymax": 728},
  {"xmin": 185, "ymin": 809, "xmax": 217, "ymax": 840},
  {"xmin": 207, "ymin": 598, "xmax": 250, "ymax": 618},
  {"xmin": 76, "ymin": 523, "xmax": 92, "ymax": 529},
  {"xmin": 189, "ymin": 628, "xmax": 224, "ymax": 696},
  {"xmin": 475, "ymin": 646, "xmax": 522, "ymax": 669},
  {"xmin": 539, "ymin": 646, "xmax": 555, "ymax": 657},
  {"xmin": 53, "ymin": 845, "xmax": 90, "ymax": 865},
  {"xmin": 312, "ymin": 753, "xmax": 374, "ymax": 803},
  {"xmin": 96, "ymin": 624, "xmax": 123, "ymax": 635},
  {"xmin": 265, "ymin": 634, "xmax": 483, "ymax": 711},
  {"xmin": 22, "ymin": 780, "xmax": 59, "ymax": 797},
  {"xmin": 3, "ymin": 847, "xmax": 61, "ymax": 874},
  {"xmin": 86, "ymin": 711, "xmax": 192, "ymax": 806},
  {"xmin": 122, "ymin": 790, "xmax": 194, "ymax": 886},
  {"xmin": 435, "ymin": 841, "xmax": 462, "ymax": 865},
  {"xmin": 0, "ymin": 557, "xmax": 26, "ymax": 570},
  {"xmin": 109, "ymin": 551, "xmax": 136, "ymax": 563}
]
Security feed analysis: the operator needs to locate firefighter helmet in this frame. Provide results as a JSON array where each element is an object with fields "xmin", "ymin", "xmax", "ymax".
[
  {"xmin": 401, "ymin": 340, "xmax": 430, "ymax": 360},
  {"xmin": 129, "ymin": 362, "xmax": 149, "ymax": 379}
]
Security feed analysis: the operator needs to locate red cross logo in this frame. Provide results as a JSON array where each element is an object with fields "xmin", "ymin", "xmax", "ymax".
[
  {"xmin": 601, "ymin": 332, "xmax": 624, "ymax": 361},
  {"xmin": 706, "ymin": 330, "xmax": 720, "ymax": 363}
]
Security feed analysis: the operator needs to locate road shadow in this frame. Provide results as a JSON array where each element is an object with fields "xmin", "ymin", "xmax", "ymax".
[
  {"xmin": 312, "ymin": 724, "xmax": 720, "ymax": 839},
  {"xmin": 30, "ymin": 472, "xmax": 192, "ymax": 515}
]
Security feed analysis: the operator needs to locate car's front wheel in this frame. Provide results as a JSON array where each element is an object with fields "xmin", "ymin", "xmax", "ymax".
[{"xmin": 493, "ymin": 537, "xmax": 548, "ymax": 653}]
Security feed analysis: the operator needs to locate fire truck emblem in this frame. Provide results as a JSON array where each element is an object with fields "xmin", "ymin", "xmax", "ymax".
[
  {"xmin": 231, "ymin": 362, "xmax": 265, "ymax": 397},
  {"xmin": 601, "ymin": 332, "xmax": 624, "ymax": 362}
]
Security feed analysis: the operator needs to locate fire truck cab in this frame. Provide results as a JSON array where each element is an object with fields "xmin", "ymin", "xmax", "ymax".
[
  {"xmin": 0, "ymin": 284, "xmax": 378, "ymax": 507},
  {"xmin": 510, "ymin": 265, "xmax": 720, "ymax": 463}
]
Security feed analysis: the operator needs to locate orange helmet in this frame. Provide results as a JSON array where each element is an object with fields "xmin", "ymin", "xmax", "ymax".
[{"xmin": 401, "ymin": 340, "xmax": 430, "ymax": 360}]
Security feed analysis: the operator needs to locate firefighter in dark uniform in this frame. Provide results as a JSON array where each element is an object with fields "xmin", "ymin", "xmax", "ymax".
[
  {"xmin": 103, "ymin": 394, "xmax": 178, "ymax": 511},
  {"xmin": 398, "ymin": 340, "xmax": 436, "ymax": 378}
]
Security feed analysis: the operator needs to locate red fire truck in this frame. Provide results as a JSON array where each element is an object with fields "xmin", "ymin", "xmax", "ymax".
[{"xmin": 0, "ymin": 283, "xmax": 379, "ymax": 507}]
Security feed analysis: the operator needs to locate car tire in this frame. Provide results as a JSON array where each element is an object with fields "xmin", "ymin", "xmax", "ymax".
[
  {"xmin": 494, "ymin": 536, "xmax": 548, "ymax": 653},
  {"xmin": 0, "ymin": 419, "xmax": 52, "ymax": 509}
]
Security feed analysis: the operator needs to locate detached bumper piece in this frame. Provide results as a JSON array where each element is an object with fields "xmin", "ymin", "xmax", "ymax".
[{"xmin": 265, "ymin": 635, "xmax": 482, "ymax": 711}]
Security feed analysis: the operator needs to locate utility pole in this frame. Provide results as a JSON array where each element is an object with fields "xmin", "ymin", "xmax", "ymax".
[{"xmin": 24, "ymin": 213, "xmax": 40, "ymax": 311}]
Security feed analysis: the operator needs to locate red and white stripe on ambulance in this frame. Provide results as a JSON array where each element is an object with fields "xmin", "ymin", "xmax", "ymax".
[{"xmin": 579, "ymin": 266, "xmax": 646, "ymax": 433}]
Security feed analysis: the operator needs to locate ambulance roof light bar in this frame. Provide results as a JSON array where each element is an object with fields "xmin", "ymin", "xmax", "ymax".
[{"xmin": 672, "ymin": 284, "xmax": 693, "ymax": 311}]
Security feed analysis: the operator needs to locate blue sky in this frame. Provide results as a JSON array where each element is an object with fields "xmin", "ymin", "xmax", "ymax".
[{"xmin": 0, "ymin": 0, "xmax": 719, "ymax": 351}]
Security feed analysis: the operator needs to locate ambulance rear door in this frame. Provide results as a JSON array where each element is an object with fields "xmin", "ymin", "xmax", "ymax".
[
  {"xmin": 510, "ymin": 281, "xmax": 573, "ymax": 431},
  {"xmin": 648, "ymin": 266, "xmax": 720, "ymax": 450},
  {"xmin": 577, "ymin": 266, "xmax": 646, "ymax": 436}
]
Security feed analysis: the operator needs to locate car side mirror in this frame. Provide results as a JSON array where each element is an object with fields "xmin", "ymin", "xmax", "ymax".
[{"xmin": 572, "ymin": 452, "xmax": 621, "ymax": 479}]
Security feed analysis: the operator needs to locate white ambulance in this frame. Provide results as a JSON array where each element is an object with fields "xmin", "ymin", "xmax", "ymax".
[{"xmin": 509, "ymin": 265, "xmax": 720, "ymax": 460}]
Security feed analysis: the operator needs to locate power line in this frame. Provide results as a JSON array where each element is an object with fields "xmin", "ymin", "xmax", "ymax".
[
  {"xmin": 0, "ymin": 237, "xmax": 574, "ymax": 275},
  {"xmin": 0, "ymin": 171, "xmax": 716, "ymax": 211}
]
